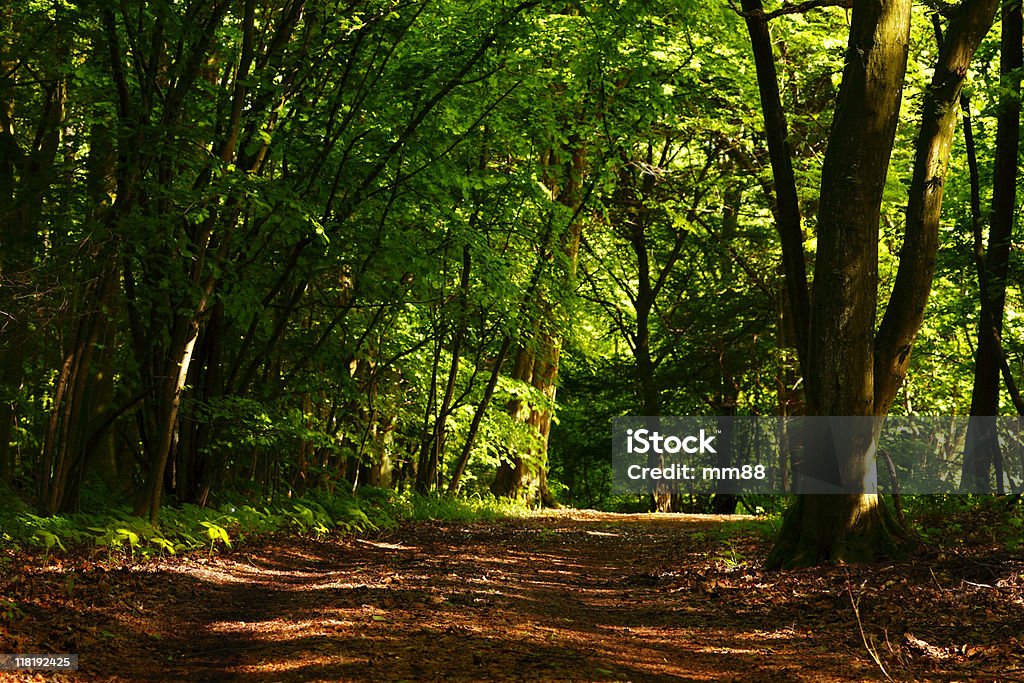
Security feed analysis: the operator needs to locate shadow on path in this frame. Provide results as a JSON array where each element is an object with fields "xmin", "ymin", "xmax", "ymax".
[{"xmin": 4, "ymin": 511, "xmax": 1023, "ymax": 681}]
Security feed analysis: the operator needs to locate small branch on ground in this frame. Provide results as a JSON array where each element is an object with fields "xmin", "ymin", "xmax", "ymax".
[{"xmin": 847, "ymin": 575, "xmax": 893, "ymax": 682}]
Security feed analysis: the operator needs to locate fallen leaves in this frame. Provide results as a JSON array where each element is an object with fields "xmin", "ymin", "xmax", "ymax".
[{"xmin": 0, "ymin": 513, "xmax": 1022, "ymax": 681}]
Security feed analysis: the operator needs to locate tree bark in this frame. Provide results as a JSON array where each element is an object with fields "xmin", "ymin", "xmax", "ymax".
[
  {"xmin": 769, "ymin": 0, "xmax": 913, "ymax": 568},
  {"xmin": 618, "ymin": 145, "xmax": 673, "ymax": 511},
  {"xmin": 447, "ymin": 336, "xmax": 512, "ymax": 495},
  {"xmin": 766, "ymin": 0, "xmax": 996, "ymax": 567},
  {"xmin": 874, "ymin": 0, "xmax": 1002, "ymax": 416},
  {"xmin": 741, "ymin": 0, "xmax": 810, "ymax": 373},
  {"xmin": 962, "ymin": 0, "xmax": 1021, "ymax": 492},
  {"xmin": 491, "ymin": 341, "xmax": 562, "ymax": 507},
  {"xmin": 712, "ymin": 375, "xmax": 740, "ymax": 515}
]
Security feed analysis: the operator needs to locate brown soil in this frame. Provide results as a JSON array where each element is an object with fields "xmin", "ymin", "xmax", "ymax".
[{"xmin": 1, "ymin": 510, "xmax": 1023, "ymax": 682}]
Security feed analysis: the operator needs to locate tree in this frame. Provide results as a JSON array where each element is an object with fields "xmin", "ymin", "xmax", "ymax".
[
  {"xmin": 743, "ymin": 0, "xmax": 998, "ymax": 566},
  {"xmin": 489, "ymin": 141, "xmax": 585, "ymax": 506},
  {"xmin": 961, "ymin": 0, "xmax": 1022, "ymax": 493}
]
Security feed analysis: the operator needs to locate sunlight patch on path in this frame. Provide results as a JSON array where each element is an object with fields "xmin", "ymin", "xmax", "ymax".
[{"xmin": 354, "ymin": 539, "xmax": 415, "ymax": 551}]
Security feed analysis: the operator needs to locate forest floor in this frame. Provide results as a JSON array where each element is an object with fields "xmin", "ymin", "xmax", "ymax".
[{"xmin": 1, "ymin": 509, "xmax": 1023, "ymax": 682}]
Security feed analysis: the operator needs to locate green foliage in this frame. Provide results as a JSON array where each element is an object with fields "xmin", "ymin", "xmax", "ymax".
[
  {"xmin": 0, "ymin": 489, "xmax": 390, "ymax": 561},
  {"xmin": 0, "ymin": 485, "xmax": 538, "ymax": 564},
  {"xmin": 391, "ymin": 491, "xmax": 532, "ymax": 522},
  {"xmin": 0, "ymin": 598, "xmax": 23, "ymax": 625},
  {"xmin": 901, "ymin": 495, "xmax": 1024, "ymax": 549},
  {"xmin": 713, "ymin": 542, "xmax": 748, "ymax": 571}
]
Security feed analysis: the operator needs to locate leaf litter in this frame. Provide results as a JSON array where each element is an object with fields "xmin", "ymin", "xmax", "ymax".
[{"xmin": 0, "ymin": 509, "xmax": 1022, "ymax": 681}]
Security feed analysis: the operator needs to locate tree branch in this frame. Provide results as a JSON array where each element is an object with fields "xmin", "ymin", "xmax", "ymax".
[
  {"xmin": 874, "ymin": 0, "xmax": 998, "ymax": 415},
  {"xmin": 732, "ymin": 0, "xmax": 853, "ymax": 21},
  {"xmin": 740, "ymin": 0, "xmax": 810, "ymax": 376}
]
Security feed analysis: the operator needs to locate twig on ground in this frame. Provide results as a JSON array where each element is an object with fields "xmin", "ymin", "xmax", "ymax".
[
  {"xmin": 847, "ymin": 574, "xmax": 893, "ymax": 682},
  {"xmin": 929, "ymin": 568, "xmax": 943, "ymax": 591}
]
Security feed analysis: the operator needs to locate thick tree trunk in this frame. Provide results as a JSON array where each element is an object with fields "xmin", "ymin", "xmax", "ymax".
[
  {"xmin": 770, "ymin": 0, "xmax": 913, "ymax": 567},
  {"xmin": 808, "ymin": 0, "xmax": 912, "ymax": 419},
  {"xmin": 761, "ymin": 0, "xmax": 991, "ymax": 565},
  {"xmin": 765, "ymin": 0, "xmax": 995, "ymax": 567},
  {"xmin": 490, "ymin": 342, "xmax": 561, "ymax": 507},
  {"xmin": 767, "ymin": 493, "xmax": 913, "ymax": 567}
]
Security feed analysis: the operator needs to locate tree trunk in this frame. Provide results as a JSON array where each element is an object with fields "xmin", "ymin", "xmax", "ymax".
[
  {"xmin": 962, "ymin": 0, "xmax": 1021, "ymax": 492},
  {"xmin": 415, "ymin": 335, "xmax": 444, "ymax": 492},
  {"xmin": 134, "ymin": 315, "xmax": 202, "ymax": 522},
  {"xmin": 711, "ymin": 389, "xmax": 739, "ymax": 516},
  {"xmin": 767, "ymin": 493, "xmax": 912, "ymax": 567},
  {"xmin": 769, "ymin": 0, "xmax": 913, "ymax": 566},
  {"xmin": 764, "ymin": 0, "xmax": 996, "ymax": 567},
  {"xmin": 40, "ymin": 264, "xmax": 119, "ymax": 513},
  {"xmin": 176, "ymin": 301, "xmax": 225, "ymax": 504},
  {"xmin": 873, "ymin": 0, "xmax": 1001, "ymax": 414},
  {"xmin": 491, "ymin": 343, "xmax": 561, "ymax": 506},
  {"xmin": 625, "ymin": 152, "xmax": 672, "ymax": 512},
  {"xmin": 741, "ymin": 0, "xmax": 810, "ymax": 374},
  {"xmin": 491, "ymin": 144, "xmax": 585, "ymax": 505},
  {"xmin": 447, "ymin": 336, "xmax": 512, "ymax": 495}
]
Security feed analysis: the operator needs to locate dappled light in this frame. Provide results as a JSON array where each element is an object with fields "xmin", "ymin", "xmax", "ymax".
[
  {"xmin": 4, "ymin": 0, "xmax": 1024, "ymax": 679},
  {"xmin": 4, "ymin": 513, "xmax": 1023, "ymax": 680}
]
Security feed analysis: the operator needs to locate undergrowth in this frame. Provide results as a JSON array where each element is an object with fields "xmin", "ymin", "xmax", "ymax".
[
  {"xmin": 389, "ymin": 492, "xmax": 531, "ymax": 522},
  {"xmin": 902, "ymin": 494, "xmax": 1024, "ymax": 550},
  {"xmin": 8, "ymin": 489, "xmax": 1016, "ymax": 566},
  {"xmin": 0, "ymin": 487, "xmax": 531, "ymax": 563}
]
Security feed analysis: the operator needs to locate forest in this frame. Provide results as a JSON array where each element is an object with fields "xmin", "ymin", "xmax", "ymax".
[{"xmin": 2, "ymin": 0, "xmax": 1024, "ymax": 680}]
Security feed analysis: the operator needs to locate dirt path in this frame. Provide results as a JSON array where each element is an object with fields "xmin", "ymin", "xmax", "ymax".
[{"xmin": 2, "ymin": 511, "xmax": 1022, "ymax": 681}]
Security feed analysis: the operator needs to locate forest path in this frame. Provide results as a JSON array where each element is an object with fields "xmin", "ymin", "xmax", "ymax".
[{"xmin": 4, "ymin": 510, "xmax": 1022, "ymax": 682}]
